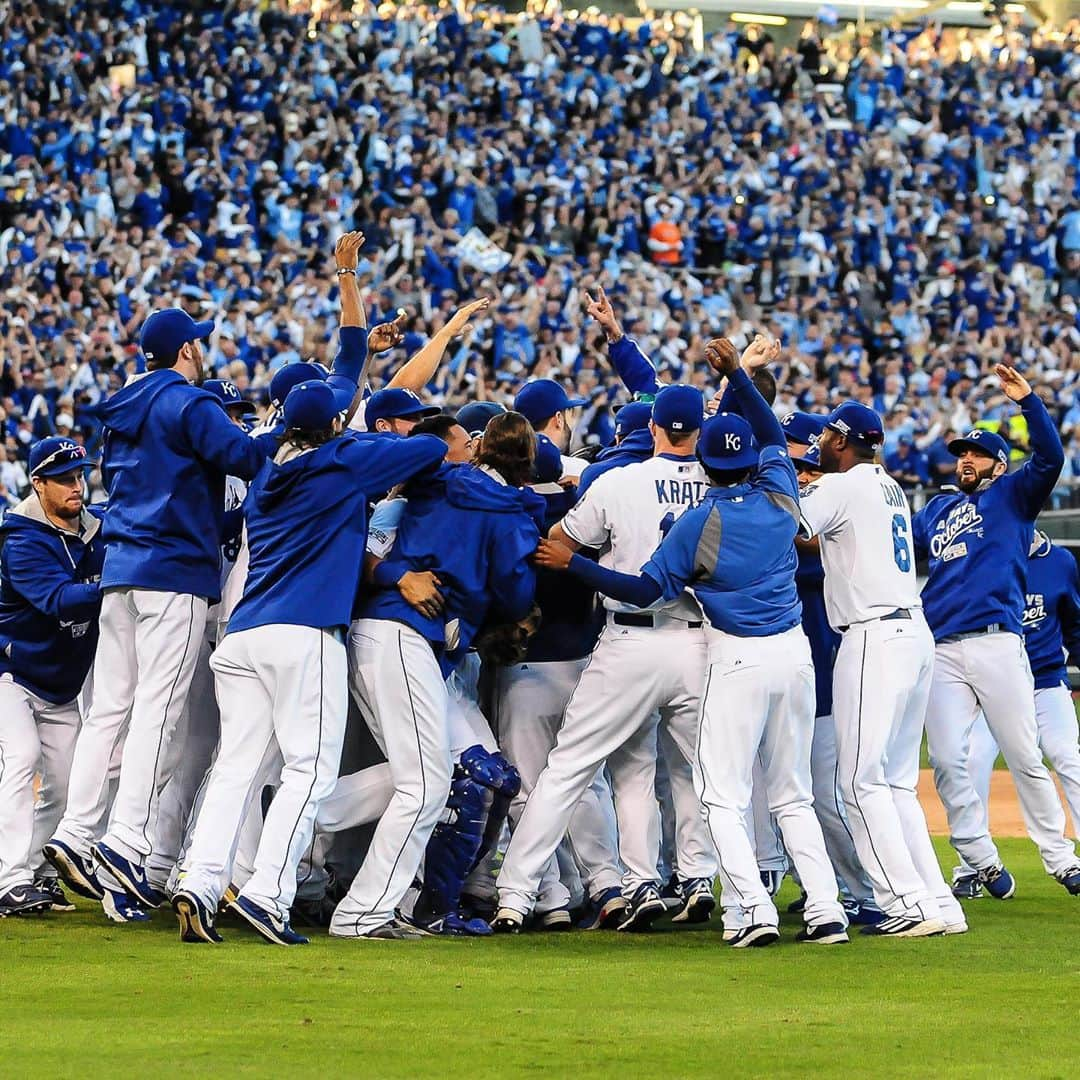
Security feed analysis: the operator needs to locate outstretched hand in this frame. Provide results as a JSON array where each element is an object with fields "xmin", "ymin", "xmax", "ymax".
[
  {"xmin": 368, "ymin": 310, "xmax": 408, "ymax": 353},
  {"xmin": 585, "ymin": 285, "xmax": 622, "ymax": 341},
  {"xmin": 740, "ymin": 334, "xmax": 779, "ymax": 371},
  {"xmin": 995, "ymin": 364, "xmax": 1032, "ymax": 403},
  {"xmin": 334, "ymin": 231, "xmax": 365, "ymax": 270},
  {"xmin": 444, "ymin": 297, "xmax": 492, "ymax": 337},
  {"xmin": 703, "ymin": 337, "xmax": 739, "ymax": 376}
]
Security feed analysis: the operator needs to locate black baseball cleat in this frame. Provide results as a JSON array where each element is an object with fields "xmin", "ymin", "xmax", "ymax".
[
  {"xmin": 796, "ymin": 921, "xmax": 850, "ymax": 945},
  {"xmin": 727, "ymin": 924, "xmax": 780, "ymax": 949},
  {"xmin": 34, "ymin": 876, "xmax": 76, "ymax": 912},
  {"xmin": 489, "ymin": 907, "xmax": 525, "ymax": 934},
  {"xmin": 671, "ymin": 877, "xmax": 716, "ymax": 924},
  {"xmin": 1056, "ymin": 866, "xmax": 1080, "ymax": 895},
  {"xmin": 951, "ymin": 873, "xmax": 983, "ymax": 900},
  {"xmin": 0, "ymin": 885, "xmax": 53, "ymax": 917},
  {"xmin": 617, "ymin": 883, "xmax": 668, "ymax": 932}
]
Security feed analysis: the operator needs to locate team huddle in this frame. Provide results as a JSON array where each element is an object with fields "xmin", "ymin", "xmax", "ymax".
[{"xmin": 1, "ymin": 232, "xmax": 1078, "ymax": 948}]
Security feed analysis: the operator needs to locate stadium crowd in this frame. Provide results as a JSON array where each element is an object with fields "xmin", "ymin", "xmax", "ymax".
[{"xmin": 1, "ymin": 0, "xmax": 1080, "ymax": 503}]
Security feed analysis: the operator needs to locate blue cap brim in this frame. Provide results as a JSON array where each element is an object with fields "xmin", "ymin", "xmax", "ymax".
[
  {"xmin": 698, "ymin": 447, "xmax": 759, "ymax": 471},
  {"xmin": 565, "ymin": 396, "xmax": 588, "ymax": 409},
  {"xmin": 191, "ymin": 319, "xmax": 215, "ymax": 341},
  {"xmin": 35, "ymin": 459, "xmax": 97, "ymax": 478},
  {"xmin": 947, "ymin": 436, "xmax": 1001, "ymax": 460}
]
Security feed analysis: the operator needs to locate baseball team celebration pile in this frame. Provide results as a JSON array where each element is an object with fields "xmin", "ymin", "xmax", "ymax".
[{"xmin": 2, "ymin": 0, "xmax": 1080, "ymax": 963}]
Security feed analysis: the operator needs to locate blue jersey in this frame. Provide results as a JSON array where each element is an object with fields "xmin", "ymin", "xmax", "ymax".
[
  {"xmin": 0, "ymin": 500, "xmax": 105, "ymax": 704},
  {"xmin": 642, "ymin": 445, "xmax": 803, "ymax": 637},
  {"xmin": 912, "ymin": 393, "xmax": 1064, "ymax": 641},
  {"xmin": 796, "ymin": 547, "xmax": 840, "ymax": 717},
  {"xmin": 1023, "ymin": 535, "xmax": 1080, "ymax": 691},
  {"xmin": 229, "ymin": 431, "xmax": 446, "ymax": 635}
]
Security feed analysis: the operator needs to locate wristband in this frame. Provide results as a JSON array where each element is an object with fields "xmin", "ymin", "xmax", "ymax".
[{"xmin": 336, "ymin": 268, "xmax": 357, "ymax": 277}]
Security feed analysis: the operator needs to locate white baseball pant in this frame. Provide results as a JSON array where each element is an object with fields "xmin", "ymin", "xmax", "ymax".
[
  {"xmin": 497, "ymin": 619, "xmax": 709, "ymax": 915},
  {"xmin": 749, "ymin": 755, "xmax": 787, "ymax": 876},
  {"xmin": 0, "ymin": 676, "xmax": 81, "ymax": 894},
  {"xmin": 925, "ymin": 632, "xmax": 1077, "ymax": 875},
  {"xmin": 833, "ymin": 613, "xmax": 961, "ymax": 925},
  {"xmin": 52, "ymin": 589, "xmax": 207, "ymax": 863},
  {"xmin": 694, "ymin": 624, "xmax": 843, "ymax": 931},
  {"xmin": 147, "ymin": 634, "xmax": 220, "ymax": 891},
  {"xmin": 809, "ymin": 712, "xmax": 875, "ymax": 904},
  {"xmin": 494, "ymin": 658, "xmax": 624, "ymax": 906},
  {"xmin": 178, "ymin": 624, "xmax": 347, "ymax": 920},
  {"xmin": 330, "ymin": 619, "xmax": 452, "ymax": 937}
]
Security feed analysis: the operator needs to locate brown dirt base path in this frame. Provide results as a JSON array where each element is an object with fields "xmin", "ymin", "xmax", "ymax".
[{"xmin": 919, "ymin": 768, "xmax": 1076, "ymax": 838}]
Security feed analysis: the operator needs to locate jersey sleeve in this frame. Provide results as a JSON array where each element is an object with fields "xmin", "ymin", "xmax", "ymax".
[
  {"xmin": 798, "ymin": 474, "xmax": 846, "ymax": 540},
  {"xmin": 1004, "ymin": 392, "xmax": 1065, "ymax": 520},
  {"xmin": 753, "ymin": 444, "xmax": 800, "ymax": 501},
  {"xmin": 366, "ymin": 498, "xmax": 406, "ymax": 558},
  {"xmin": 640, "ymin": 507, "xmax": 701, "ymax": 600},
  {"xmin": 560, "ymin": 473, "xmax": 613, "ymax": 549}
]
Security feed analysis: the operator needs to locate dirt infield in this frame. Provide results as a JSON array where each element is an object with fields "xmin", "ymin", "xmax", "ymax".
[{"xmin": 919, "ymin": 768, "xmax": 1076, "ymax": 838}]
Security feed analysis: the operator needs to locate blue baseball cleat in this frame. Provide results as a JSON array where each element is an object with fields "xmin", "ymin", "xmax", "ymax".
[
  {"xmin": 843, "ymin": 899, "xmax": 887, "ymax": 926},
  {"xmin": 0, "ymin": 885, "xmax": 53, "ymax": 917},
  {"xmin": 102, "ymin": 888, "xmax": 150, "ymax": 923},
  {"xmin": 616, "ymin": 883, "xmax": 667, "ymax": 933},
  {"xmin": 951, "ymin": 873, "xmax": 983, "ymax": 900},
  {"xmin": 976, "ymin": 864, "xmax": 1016, "ymax": 900},
  {"xmin": 1056, "ymin": 865, "xmax": 1080, "ymax": 896},
  {"xmin": 42, "ymin": 840, "xmax": 104, "ymax": 901},
  {"xmin": 576, "ymin": 887, "xmax": 630, "ymax": 930},
  {"xmin": 228, "ymin": 894, "xmax": 309, "ymax": 946},
  {"xmin": 90, "ymin": 842, "xmax": 165, "ymax": 909}
]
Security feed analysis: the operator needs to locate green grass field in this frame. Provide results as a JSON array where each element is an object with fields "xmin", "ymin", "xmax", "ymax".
[{"xmin": 3, "ymin": 839, "xmax": 1077, "ymax": 1079}]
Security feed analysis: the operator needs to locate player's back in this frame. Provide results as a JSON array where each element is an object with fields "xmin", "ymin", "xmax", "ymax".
[
  {"xmin": 800, "ymin": 462, "xmax": 920, "ymax": 631},
  {"xmin": 562, "ymin": 453, "xmax": 709, "ymax": 620}
]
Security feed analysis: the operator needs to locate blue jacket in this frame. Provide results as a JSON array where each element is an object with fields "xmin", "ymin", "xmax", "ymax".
[
  {"xmin": 229, "ymin": 431, "xmax": 447, "ymax": 635},
  {"xmin": 368, "ymin": 464, "xmax": 539, "ymax": 675},
  {"xmin": 913, "ymin": 393, "xmax": 1064, "ymax": 641},
  {"xmin": 100, "ymin": 371, "xmax": 269, "ymax": 602},
  {"xmin": 796, "ymin": 547, "xmax": 840, "ymax": 717},
  {"xmin": 577, "ymin": 428, "xmax": 654, "ymax": 499},
  {"xmin": 1023, "ymin": 534, "xmax": 1080, "ymax": 691},
  {"xmin": 0, "ymin": 498, "xmax": 106, "ymax": 703},
  {"xmin": 608, "ymin": 335, "xmax": 659, "ymax": 396},
  {"xmin": 526, "ymin": 483, "xmax": 601, "ymax": 663}
]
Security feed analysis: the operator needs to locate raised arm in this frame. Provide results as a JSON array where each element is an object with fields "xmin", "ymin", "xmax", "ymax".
[
  {"xmin": 386, "ymin": 297, "xmax": 491, "ymax": 394},
  {"xmin": 997, "ymin": 365, "xmax": 1065, "ymax": 520},
  {"xmin": 586, "ymin": 286, "xmax": 659, "ymax": 396},
  {"xmin": 704, "ymin": 336, "xmax": 785, "ymax": 448}
]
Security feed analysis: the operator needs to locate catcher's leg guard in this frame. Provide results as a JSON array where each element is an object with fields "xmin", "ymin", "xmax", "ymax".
[{"xmin": 412, "ymin": 746, "xmax": 521, "ymax": 928}]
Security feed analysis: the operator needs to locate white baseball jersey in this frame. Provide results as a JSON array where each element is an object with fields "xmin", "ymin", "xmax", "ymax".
[
  {"xmin": 367, "ymin": 496, "xmax": 406, "ymax": 558},
  {"xmin": 799, "ymin": 462, "xmax": 921, "ymax": 630},
  {"xmin": 561, "ymin": 454, "xmax": 707, "ymax": 619},
  {"xmin": 532, "ymin": 453, "xmax": 586, "ymax": 496}
]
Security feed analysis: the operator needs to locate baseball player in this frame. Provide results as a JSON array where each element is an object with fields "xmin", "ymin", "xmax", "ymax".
[
  {"xmin": 913, "ymin": 365, "xmax": 1080, "ymax": 898},
  {"xmin": 786, "ymin": 427, "xmax": 880, "ymax": 922},
  {"xmin": 330, "ymin": 412, "xmax": 540, "ymax": 940},
  {"xmin": 492, "ymin": 382, "xmax": 720, "ymax": 934},
  {"xmin": 800, "ymin": 400, "xmax": 967, "ymax": 937},
  {"xmin": 954, "ymin": 532, "xmax": 1080, "ymax": 895},
  {"xmin": 576, "ymin": 401, "xmax": 654, "ymax": 498},
  {"xmin": 536, "ymin": 339, "xmax": 847, "ymax": 947},
  {"xmin": 0, "ymin": 438, "xmax": 102, "ymax": 916},
  {"xmin": 489, "ymin": 428, "xmax": 626, "ymax": 930},
  {"xmin": 514, "ymin": 378, "xmax": 589, "ymax": 480},
  {"xmin": 43, "ymin": 304, "xmax": 273, "ymax": 911},
  {"xmin": 172, "ymin": 381, "xmax": 447, "ymax": 945}
]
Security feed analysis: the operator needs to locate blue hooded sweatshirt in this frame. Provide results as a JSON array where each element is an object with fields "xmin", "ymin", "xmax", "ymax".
[
  {"xmin": 0, "ymin": 498, "xmax": 106, "ymax": 703},
  {"xmin": 229, "ymin": 431, "xmax": 447, "ymax": 635},
  {"xmin": 912, "ymin": 393, "xmax": 1064, "ymax": 641},
  {"xmin": 100, "ymin": 370, "xmax": 270, "ymax": 602},
  {"xmin": 1023, "ymin": 533, "xmax": 1080, "ymax": 691},
  {"xmin": 367, "ymin": 464, "xmax": 539, "ymax": 676}
]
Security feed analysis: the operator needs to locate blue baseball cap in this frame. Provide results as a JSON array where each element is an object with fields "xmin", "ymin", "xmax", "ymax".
[
  {"xmin": 948, "ymin": 428, "xmax": 1009, "ymax": 467},
  {"xmin": 269, "ymin": 362, "xmax": 328, "ymax": 409},
  {"xmin": 139, "ymin": 307, "xmax": 214, "ymax": 364},
  {"xmin": 613, "ymin": 401, "xmax": 653, "ymax": 440},
  {"xmin": 456, "ymin": 401, "xmax": 507, "ymax": 437},
  {"xmin": 513, "ymin": 379, "xmax": 587, "ymax": 426},
  {"xmin": 824, "ymin": 402, "xmax": 884, "ymax": 451},
  {"xmin": 792, "ymin": 445, "xmax": 821, "ymax": 470},
  {"xmin": 651, "ymin": 385, "xmax": 704, "ymax": 434},
  {"xmin": 283, "ymin": 380, "xmax": 338, "ymax": 432},
  {"xmin": 697, "ymin": 413, "xmax": 759, "ymax": 471},
  {"xmin": 533, "ymin": 432, "xmax": 563, "ymax": 484},
  {"xmin": 29, "ymin": 436, "xmax": 95, "ymax": 478},
  {"xmin": 204, "ymin": 379, "xmax": 256, "ymax": 415},
  {"xmin": 366, "ymin": 388, "xmax": 440, "ymax": 429},
  {"xmin": 781, "ymin": 411, "xmax": 828, "ymax": 448}
]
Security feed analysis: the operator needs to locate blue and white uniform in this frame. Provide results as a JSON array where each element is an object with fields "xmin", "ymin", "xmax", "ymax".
[
  {"xmin": 178, "ymin": 425, "xmax": 447, "ymax": 924},
  {"xmin": 50, "ymin": 355, "xmax": 272, "ymax": 877},
  {"xmin": 0, "ymin": 496, "xmax": 104, "ymax": 898},
  {"xmin": 965, "ymin": 535, "xmax": 1080, "ymax": 853},
  {"xmin": 331, "ymin": 462, "xmax": 539, "ymax": 938},
  {"xmin": 914, "ymin": 393, "xmax": 1078, "ymax": 880}
]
